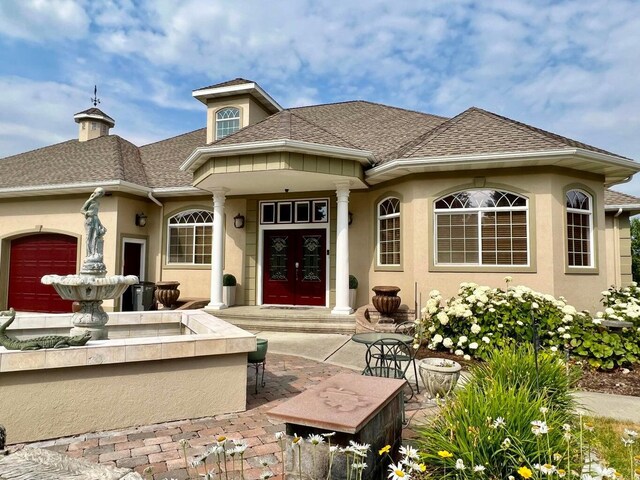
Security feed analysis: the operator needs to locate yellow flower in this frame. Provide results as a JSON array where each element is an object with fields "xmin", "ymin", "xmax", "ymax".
[
  {"xmin": 518, "ymin": 466, "xmax": 533, "ymax": 479},
  {"xmin": 419, "ymin": 464, "xmax": 426, "ymax": 472},
  {"xmin": 379, "ymin": 445, "xmax": 391, "ymax": 456},
  {"xmin": 216, "ymin": 435, "xmax": 227, "ymax": 443},
  {"xmin": 438, "ymin": 450, "xmax": 454, "ymax": 458}
]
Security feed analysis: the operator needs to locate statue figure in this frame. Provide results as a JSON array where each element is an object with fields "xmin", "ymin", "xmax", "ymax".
[{"xmin": 81, "ymin": 187, "xmax": 106, "ymax": 260}]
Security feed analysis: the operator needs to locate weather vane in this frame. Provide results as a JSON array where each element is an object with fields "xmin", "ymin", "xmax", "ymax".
[{"xmin": 91, "ymin": 85, "xmax": 100, "ymax": 107}]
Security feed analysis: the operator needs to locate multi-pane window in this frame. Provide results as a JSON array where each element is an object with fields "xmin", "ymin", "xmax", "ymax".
[
  {"xmin": 435, "ymin": 190, "xmax": 529, "ymax": 266},
  {"xmin": 167, "ymin": 210, "xmax": 213, "ymax": 264},
  {"xmin": 378, "ymin": 197, "xmax": 401, "ymax": 266},
  {"xmin": 566, "ymin": 189, "xmax": 593, "ymax": 267},
  {"xmin": 216, "ymin": 107, "xmax": 240, "ymax": 140}
]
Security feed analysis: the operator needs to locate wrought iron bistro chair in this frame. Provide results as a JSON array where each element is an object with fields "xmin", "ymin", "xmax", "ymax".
[
  {"xmin": 363, "ymin": 338, "xmax": 417, "ymax": 400},
  {"xmin": 394, "ymin": 322, "xmax": 421, "ymax": 394}
]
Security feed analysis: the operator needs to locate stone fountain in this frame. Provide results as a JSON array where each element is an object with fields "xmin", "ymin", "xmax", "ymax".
[{"xmin": 41, "ymin": 187, "xmax": 138, "ymax": 340}]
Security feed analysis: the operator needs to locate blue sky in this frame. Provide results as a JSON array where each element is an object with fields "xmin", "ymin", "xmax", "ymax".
[{"xmin": 1, "ymin": 0, "xmax": 640, "ymax": 195}]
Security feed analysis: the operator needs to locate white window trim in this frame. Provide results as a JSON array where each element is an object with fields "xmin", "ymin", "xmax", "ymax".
[
  {"xmin": 433, "ymin": 191, "xmax": 530, "ymax": 267},
  {"xmin": 377, "ymin": 197, "xmax": 401, "ymax": 267},
  {"xmin": 215, "ymin": 107, "xmax": 241, "ymax": 140},
  {"xmin": 566, "ymin": 189, "xmax": 594, "ymax": 268},
  {"xmin": 166, "ymin": 210, "xmax": 214, "ymax": 265}
]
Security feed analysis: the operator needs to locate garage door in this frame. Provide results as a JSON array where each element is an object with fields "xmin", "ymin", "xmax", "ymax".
[{"xmin": 8, "ymin": 234, "xmax": 77, "ymax": 313}]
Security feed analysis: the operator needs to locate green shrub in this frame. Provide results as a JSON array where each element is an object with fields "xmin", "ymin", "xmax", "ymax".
[
  {"xmin": 222, "ymin": 273, "xmax": 237, "ymax": 287},
  {"xmin": 418, "ymin": 280, "xmax": 640, "ymax": 369},
  {"xmin": 570, "ymin": 320, "xmax": 640, "ymax": 369},
  {"xmin": 598, "ymin": 283, "xmax": 640, "ymax": 326},
  {"xmin": 419, "ymin": 281, "xmax": 585, "ymax": 361},
  {"xmin": 349, "ymin": 274, "xmax": 358, "ymax": 289},
  {"xmin": 473, "ymin": 345, "xmax": 579, "ymax": 413},
  {"xmin": 416, "ymin": 346, "xmax": 577, "ymax": 479}
]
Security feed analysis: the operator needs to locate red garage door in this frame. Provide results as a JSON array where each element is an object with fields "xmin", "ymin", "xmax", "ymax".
[{"xmin": 8, "ymin": 234, "xmax": 77, "ymax": 313}]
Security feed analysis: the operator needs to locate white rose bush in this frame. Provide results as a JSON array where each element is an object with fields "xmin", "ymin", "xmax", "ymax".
[{"xmin": 419, "ymin": 279, "xmax": 640, "ymax": 369}]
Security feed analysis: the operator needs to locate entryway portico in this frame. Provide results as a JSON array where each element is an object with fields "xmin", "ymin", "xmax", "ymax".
[{"xmin": 180, "ymin": 142, "xmax": 371, "ymax": 315}]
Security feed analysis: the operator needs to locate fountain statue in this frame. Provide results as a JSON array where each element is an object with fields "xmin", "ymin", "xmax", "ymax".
[{"xmin": 41, "ymin": 188, "xmax": 138, "ymax": 340}]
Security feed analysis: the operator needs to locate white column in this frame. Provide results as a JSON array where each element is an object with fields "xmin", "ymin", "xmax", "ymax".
[
  {"xmin": 207, "ymin": 189, "xmax": 227, "ymax": 310},
  {"xmin": 332, "ymin": 181, "xmax": 352, "ymax": 315}
]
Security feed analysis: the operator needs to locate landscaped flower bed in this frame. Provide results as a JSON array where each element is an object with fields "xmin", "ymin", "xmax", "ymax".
[{"xmin": 417, "ymin": 279, "xmax": 640, "ymax": 370}]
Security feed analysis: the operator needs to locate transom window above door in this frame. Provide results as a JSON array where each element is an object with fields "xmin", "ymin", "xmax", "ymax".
[
  {"xmin": 167, "ymin": 209, "xmax": 213, "ymax": 264},
  {"xmin": 434, "ymin": 190, "xmax": 529, "ymax": 266},
  {"xmin": 260, "ymin": 200, "xmax": 329, "ymax": 225}
]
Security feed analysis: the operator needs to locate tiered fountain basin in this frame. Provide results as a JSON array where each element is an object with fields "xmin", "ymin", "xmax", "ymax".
[{"xmin": 0, "ymin": 310, "xmax": 256, "ymax": 444}]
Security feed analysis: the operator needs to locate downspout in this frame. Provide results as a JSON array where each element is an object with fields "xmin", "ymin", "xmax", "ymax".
[{"xmin": 148, "ymin": 192, "xmax": 164, "ymax": 282}]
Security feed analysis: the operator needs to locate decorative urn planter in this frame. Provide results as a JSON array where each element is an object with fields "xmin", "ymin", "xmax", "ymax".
[
  {"xmin": 371, "ymin": 285, "xmax": 401, "ymax": 322},
  {"xmin": 419, "ymin": 358, "xmax": 462, "ymax": 399},
  {"xmin": 155, "ymin": 281, "xmax": 180, "ymax": 309},
  {"xmin": 248, "ymin": 338, "xmax": 268, "ymax": 363}
]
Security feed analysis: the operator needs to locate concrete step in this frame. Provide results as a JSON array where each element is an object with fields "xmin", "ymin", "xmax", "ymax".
[{"xmin": 215, "ymin": 313, "xmax": 356, "ymax": 334}]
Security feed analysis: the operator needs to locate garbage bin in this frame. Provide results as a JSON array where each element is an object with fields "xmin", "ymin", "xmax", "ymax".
[{"xmin": 131, "ymin": 282, "xmax": 155, "ymax": 311}]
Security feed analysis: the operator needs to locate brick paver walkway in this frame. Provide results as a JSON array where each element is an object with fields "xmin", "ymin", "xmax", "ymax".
[{"xmin": 19, "ymin": 354, "xmax": 435, "ymax": 480}]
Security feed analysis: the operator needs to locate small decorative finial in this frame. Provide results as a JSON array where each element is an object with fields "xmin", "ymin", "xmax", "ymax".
[{"xmin": 91, "ymin": 85, "xmax": 101, "ymax": 107}]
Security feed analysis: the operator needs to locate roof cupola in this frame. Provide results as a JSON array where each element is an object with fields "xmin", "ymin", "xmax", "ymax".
[{"xmin": 74, "ymin": 86, "xmax": 115, "ymax": 142}]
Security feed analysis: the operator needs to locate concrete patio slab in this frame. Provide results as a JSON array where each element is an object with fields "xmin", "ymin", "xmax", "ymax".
[
  {"xmin": 252, "ymin": 331, "xmax": 354, "ymax": 365},
  {"xmin": 574, "ymin": 391, "xmax": 640, "ymax": 423}
]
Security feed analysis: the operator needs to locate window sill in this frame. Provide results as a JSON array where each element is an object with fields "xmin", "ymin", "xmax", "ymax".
[
  {"xmin": 163, "ymin": 264, "xmax": 211, "ymax": 270},
  {"xmin": 429, "ymin": 264, "xmax": 536, "ymax": 273},
  {"xmin": 565, "ymin": 267, "xmax": 599, "ymax": 275},
  {"xmin": 374, "ymin": 265, "xmax": 404, "ymax": 272}
]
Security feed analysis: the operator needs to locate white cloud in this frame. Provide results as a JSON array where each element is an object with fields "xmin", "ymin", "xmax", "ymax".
[
  {"xmin": 0, "ymin": 0, "xmax": 89, "ymax": 42},
  {"xmin": 2, "ymin": 0, "xmax": 640, "ymax": 196}
]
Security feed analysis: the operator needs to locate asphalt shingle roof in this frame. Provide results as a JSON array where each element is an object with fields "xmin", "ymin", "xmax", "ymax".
[
  {"xmin": 214, "ymin": 101, "xmax": 448, "ymax": 162},
  {"xmin": 0, "ymin": 93, "xmax": 635, "ymax": 193},
  {"xmin": 0, "ymin": 135, "xmax": 147, "ymax": 188},
  {"xmin": 74, "ymin": 107, "xmax": 115, "ymax": 124},
  {"xmin": 391, "ymin": 107, "xmax": 625, "ymax": 161},
  {"xmin": 139, "ymin": 128, "xmax": 207, "ymax": 188},
  {"xmin": 195, "ymin": 78, "xmax": 256, "ymax": 91},
  {"xmin": 604, "ymin": 189, "xmax": 640, "ymax": 206}
]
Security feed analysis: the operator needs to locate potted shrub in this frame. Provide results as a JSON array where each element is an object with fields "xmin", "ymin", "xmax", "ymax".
[
  {"xmin": 349, "ymin": 274, "xmax": 358, "ymax": 309},
  {"xmin": 222, "ymin": 273, "xmax": 236, "ymax": 307}
]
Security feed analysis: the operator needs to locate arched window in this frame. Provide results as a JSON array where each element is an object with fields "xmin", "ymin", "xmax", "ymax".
[
  {"xmin": 566, "ymin": 189, "xmax": 593, "ymax": 267},
  {"xmin": 167, "ymin": 210, "xmax": 213, "ymax": 264},
  {"xmin": 216, "ymin": 107, "xmax": 240, "ymax": 140},
  {"xmin": 434, "ymin": 190, "xmax": 529, "ymax": 266},
  {"xmin": 378, "ymin": 197, "xmax": 401, "ymax": 266}
]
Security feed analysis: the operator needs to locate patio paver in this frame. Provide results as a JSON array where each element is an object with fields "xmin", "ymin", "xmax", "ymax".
[{"xmin": 17, "ymin": 353, "xmax": 437, "ymax": 479}]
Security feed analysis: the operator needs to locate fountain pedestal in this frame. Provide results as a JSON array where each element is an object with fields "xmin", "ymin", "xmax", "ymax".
[{"xmin": 42, "ymin": 272, "xmax": 137, "ymax": 340}]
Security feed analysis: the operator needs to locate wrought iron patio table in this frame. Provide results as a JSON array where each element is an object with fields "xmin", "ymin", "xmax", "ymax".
[{"xmin": 350, "ymin": 332, "xmax": 414, "ymax": 345}]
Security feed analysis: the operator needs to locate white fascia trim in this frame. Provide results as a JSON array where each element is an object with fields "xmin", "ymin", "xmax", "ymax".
[
  {"xmin": 0, "ymin": 180, "xmax": 150, "ymax": 197},
  {"xmin": 73, "ymin": 113, "xmax": 115, "ymax": 127},
  {"xmin": 192, "ymin": 83, "xmax": 282, "ymax": 112},
  {"xmin": 180, "ymin": 139, "xmax": 374, "ymax": 172},
  {"xmin": 151, "ymin": 186, "xmax": 209, "ymax": 197},
  {"xmin": 605, "ymin": 204, "xmax": 640, "ymax": 211},
  {"xmin": 366, "ymin": 148, "xmax": 640, "ymax": 180}
]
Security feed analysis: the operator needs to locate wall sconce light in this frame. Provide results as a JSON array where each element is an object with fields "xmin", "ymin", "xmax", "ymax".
[
  {"xmin": 233, "ymin": 213, "xmax": 245, "ymax": 229},
  {"xmin": 348, "ymin": 211, "xmax": 353, "ymax": 226},
  {"xmin": 135, "ymin": 212, "xmax": 147, "ymax": 227}
]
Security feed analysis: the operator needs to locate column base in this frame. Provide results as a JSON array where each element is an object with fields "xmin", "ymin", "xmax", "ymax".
[
  {"xmin": 331, "ymin": 306, "xmax": 353, "ymax": 315},
  {"xmin": 205, "ymin": 302, "xmax": 228, "ymax": 311}
]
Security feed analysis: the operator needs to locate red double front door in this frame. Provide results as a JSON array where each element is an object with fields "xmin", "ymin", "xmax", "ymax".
[{"xmin": 263, "ymin": 229, "xmax": 326, "ymax": 306}]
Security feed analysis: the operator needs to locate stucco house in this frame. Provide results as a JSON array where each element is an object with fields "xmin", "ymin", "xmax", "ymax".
[{"xmin": 0, "ymin": 78, "xmax": 639, "ymax": 318}]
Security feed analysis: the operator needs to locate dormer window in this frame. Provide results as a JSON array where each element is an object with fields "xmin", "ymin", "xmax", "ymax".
[{"xmin": 216, "ymin": 107, "xmax": 240, "ymax": 140}]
